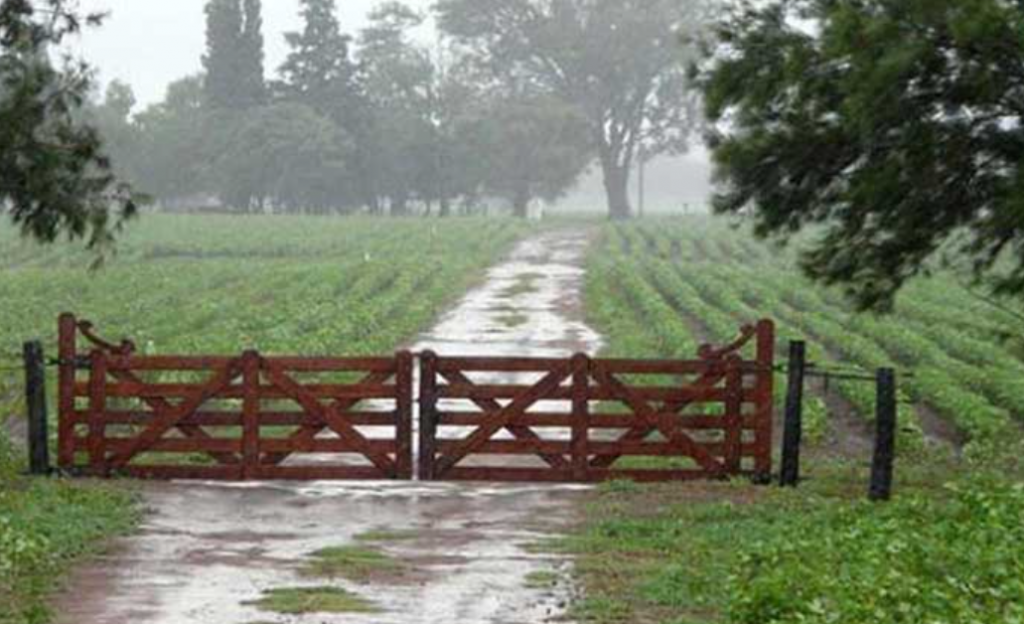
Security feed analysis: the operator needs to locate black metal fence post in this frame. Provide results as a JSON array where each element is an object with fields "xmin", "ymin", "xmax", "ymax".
[
  {"xmin": 869, "ymin": 368, "xmax": 897, "ymax": 502},
  {"xmin": 779, "ymin": 341, "xmax": 806, "ymax": 487},
  {"xmin": 23, "ymin": 340, "xmax": 51, "ymax": 475}
]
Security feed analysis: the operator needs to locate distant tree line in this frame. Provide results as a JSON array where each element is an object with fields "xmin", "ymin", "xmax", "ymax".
[{"xmin": 90, "ymin": 0, "xmax": 713, "ymax": 218}]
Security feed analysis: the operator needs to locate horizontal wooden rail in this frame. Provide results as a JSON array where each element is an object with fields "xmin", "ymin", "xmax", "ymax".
[
  {"xmin": 433, "ymin": 439, "xmax": 759, "ymax": 457},
  {"xmin": 69, "ymin": 410, "xmax": 400, "ymax": 427},
  {"xmin": 69, "ymin": 437, "xmax": 400, "ymax": 455},
  {"xmin": 436, "ymin": 385, "xmax": 760, "ymax": 403},
  {"xmin": 73, "ymin": 382, "xmax": 401, "ymax": 400},
  {"xmin": 436, "ymin": 412, "xmax": 759, "ymax": 430},
  {"xmin": 102, "ymin": 355, "xmax": 397, "ymax": 372}
]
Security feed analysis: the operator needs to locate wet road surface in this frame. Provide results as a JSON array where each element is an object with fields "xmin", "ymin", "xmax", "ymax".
[{"xmin": 56, "ymin": 229, "xmax": 602, "ymax": 624}]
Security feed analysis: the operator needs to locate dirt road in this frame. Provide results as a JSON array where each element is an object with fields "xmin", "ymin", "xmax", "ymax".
[{"xmin": 57, "ymin": 229, "xmax": 602, "ymax": 624}]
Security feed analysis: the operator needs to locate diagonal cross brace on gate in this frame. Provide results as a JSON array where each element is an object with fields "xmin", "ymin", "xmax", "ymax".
[
  {"xmin": 429, "ymin": 358, "xmax": 579, "ymax": 477},
  {"xmin": 260, "ymin": 359, "xmax": 402, "ymax": 477}
]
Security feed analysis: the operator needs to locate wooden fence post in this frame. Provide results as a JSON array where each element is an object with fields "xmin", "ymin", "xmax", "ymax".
[
  {"xmin": 571, "ymin": 353, "xmax": 590, "ymax": 482},
  {"xmin": 753, "ymin": 320, "xmax": 776, "ymax": 482},
  {"xmin": 395, "ymin": 351, "xmax": 414, "ymax": 480},
  {"xmin": 87, "ymin": 349, "xmax": 108, "ymax": 477},
  {"xmin": 723, "ymin": 358, "xmax": 744, "ymax": 474},
  {"xmin": 869, "ymin": 368, "xmax": 897, "ymax": 501},
  {"xmin": 23, "ymin": 340, "xmax": 50, "ymax": 476},
  {"xmin": 241, "ymin": 351, "xmax": 260, "ymax": 480},
  {"xmin": 418, "ymin": 351, "xmax": 439, "ymax": 481},
  {"xmin": 779, "ymin": 341, "xmax": 806, "ymax": 487},
  {"xmin": 57, "ymin": 313, "xmax": 77, "ymax": 470}
]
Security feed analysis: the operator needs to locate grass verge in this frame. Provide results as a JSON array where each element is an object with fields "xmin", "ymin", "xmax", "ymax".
[
  {"xmin": 299, "ymin": 545, "xmax": 404, "ymax": 583},
  {"xmin": 0, "ymin": 437, "xmax": 138, "ymax": 624},
  {"xmin": 561, "ymin": 457, "xmax": 1024, "ymax": 624},
  {"xmin": 525, "ymin": 570, "xmax": 560, "ymax": 590},
  {"xmin": 244, "ymin": 586, "xmax": 378, "ymax": 615},
  {"xmin": 354, "ymin": 529, "xmax": 419, "ymax": 543}
]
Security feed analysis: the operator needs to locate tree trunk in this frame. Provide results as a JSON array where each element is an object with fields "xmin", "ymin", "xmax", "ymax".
[
  {"xmin": 391, "ymin": 195, "xmax": 409, "ymax": 217},
  {"xmin": 602, "ymin": 161, "xmax": 632, "ymax": 220},
  {"xmin": 512, "ymin": 187, "xmax": 530, "ymax": 219}
]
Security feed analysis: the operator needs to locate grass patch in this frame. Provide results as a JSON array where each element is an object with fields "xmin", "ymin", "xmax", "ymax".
[
  {"xmin": 525, "ymin": 570, "xmax": 560, "ymax": 590},
  {"xmin": 501, "ymin": 273, "xmax": 544, "ymax": 297},
  {"xmin": 299, "ymin": 546, "xmax": 404, "ymax": 582},
  {"xmin": 0, "ymin": 437, "xmax": 139, "ymax": 624},
  {"xmin": 521, "ymin": 537, "xmax": 571, "ymax": 555},
  {"xmin": 497, "ymin": 313, "xmax": 530, "ymax": 328},
  {"xmin": 562, "ymin": 459, "xmax": 1024, "ymax": 624},
  {"xmin": 244, "ymin": 587, "xmax": 378, "ymax": 615},
  {"xmin": 353, "ymin": 529, "xmax": 419, "ymax": 543}
]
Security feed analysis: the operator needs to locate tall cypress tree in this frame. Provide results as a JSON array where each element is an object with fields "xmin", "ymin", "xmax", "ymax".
[
  {"xmin": 278, "ymin": 0, "xmax": 357, "ymax": 116},
  {"xmin": 202, "ymin": 0, "xmax": 242, "ymax": 109},
  {"xmin": 239, "ymin": 0, "xmax": 266, "ymax": 107},
  {"xmin": 202, "ymin": 0, "xmax": 265, "ymax": 110}
]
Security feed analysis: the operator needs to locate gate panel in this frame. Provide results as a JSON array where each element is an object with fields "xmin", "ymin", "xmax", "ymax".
[
  {"xmin": 56, "ymin": 314, "xmax": 413, "ymax": 481},
  {"xmin": 419, "ymin": 354, "xmax": 582, "ymax": 482},
  {"xmin": 421, "ymin": 321, "xmax": 775, "ymax": 483}
]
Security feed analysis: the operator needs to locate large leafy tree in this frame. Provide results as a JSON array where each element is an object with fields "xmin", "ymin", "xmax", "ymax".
[
  {"xmin": 464, "ymin": 92, "xmax": 591, "ymax": 217},
  {"xmin": 0, "ymin": 0, "xmax": 135, "ymax": 249},
  {"xmin": 211, "ymin": 102, "xmax": 353, "ymax": 213},
  {"xmin": 132, "ymin": 75, "xmax": 209, "ymax": 203},
  {"xmin": 357, "ymin": 3, "xmax": 436, "ymax": 216},
  {"xmin": 88, "ymin": 80, "xmax": 141, "ymax": 183},
  {"xmin": 699, "ymin": 0, "xmax": 1024, "ymax": 311},
  {"xmin": 436, "ymin": 0, "xmax": 713, "ymax": 219}
]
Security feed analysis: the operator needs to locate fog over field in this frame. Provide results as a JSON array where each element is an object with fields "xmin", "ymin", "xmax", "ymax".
[{"xmin": 76, "ymin": 0, "xmax": 714, "ymax": 212}]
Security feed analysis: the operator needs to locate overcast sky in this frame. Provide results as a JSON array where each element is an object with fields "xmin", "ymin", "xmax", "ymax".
[{"xmin": 77, "ymin": 0, "xmax": 435, "ymax": 107}]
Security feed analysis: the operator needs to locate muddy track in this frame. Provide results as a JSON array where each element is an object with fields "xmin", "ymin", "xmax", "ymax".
[{"xmin": 56, "ymin": 229, "xmax": 602, "ymax": 624}]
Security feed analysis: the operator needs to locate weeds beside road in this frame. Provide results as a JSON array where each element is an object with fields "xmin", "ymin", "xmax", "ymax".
[{"xmin": 0, "ymin": 439, "xmax": 138, "ymax": 624}]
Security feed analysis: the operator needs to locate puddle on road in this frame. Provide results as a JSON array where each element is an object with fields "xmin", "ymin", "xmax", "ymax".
[{"xmin": 57, "ymin": 230, "xmax": 602, "ymax": 624}]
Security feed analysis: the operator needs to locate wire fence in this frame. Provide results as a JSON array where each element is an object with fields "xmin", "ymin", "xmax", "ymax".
[{"xmin": 769, "ymin": 362, "xmax": 914, "ymax": 383}]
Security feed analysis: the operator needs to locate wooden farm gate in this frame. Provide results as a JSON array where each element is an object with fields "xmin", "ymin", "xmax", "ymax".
[
  {"xmin": 419, "ymin": 321, "xmax": 775, "ymax": 483},
  {"xmin": 54, "ymin": 314, "xmax": 774, "ymax": 482},
  {"xmin": 56, "ymin": 314, "xmax": 413, "ymax": 480}
]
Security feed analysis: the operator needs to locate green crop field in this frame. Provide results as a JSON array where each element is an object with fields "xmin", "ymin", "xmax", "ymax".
[{"xmin": 586, "ymin": 217, "xmax": 1024, "ymax": 453}]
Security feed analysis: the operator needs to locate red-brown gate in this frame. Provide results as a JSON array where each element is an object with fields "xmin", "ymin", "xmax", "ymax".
[
  {"xmin": 55, "ymin": 314, "xmax": 774, "ymax": 483},
  {"xmin": 419, "ymin": 321, "xmax": 775, "ymax": 483},
  {"xmin": 56, "ymin": 314, "xmax": 413, "ymax": 480}
]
